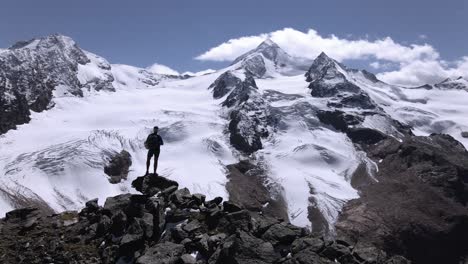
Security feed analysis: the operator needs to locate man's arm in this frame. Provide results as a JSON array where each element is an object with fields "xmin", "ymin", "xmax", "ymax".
[{"xmin": 159, "ymin": 135, "xmax": 164, "ymax": 146}]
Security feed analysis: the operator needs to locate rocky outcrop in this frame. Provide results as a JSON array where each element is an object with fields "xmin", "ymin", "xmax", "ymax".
[
  {"xmin": 306, "ymin": 53, "xmax": 413, "ymax": 142},
  {"xmin": 209, "ymin": 71, "xmax": 274, "ymax": 154},
  {"xmin": 0, "ymin": 34, "xmax": 115, "ymax": 134},
  {"xmin": 336, "ymin": 134, "xmax": 468, "ymax": 264},
  {"xmin": 104, "ymin": 150, "xmax": 132, "ymax": 184},
  {"xmin": 0, "ymin": 174, "xmax": 409, "ymax": 264}
]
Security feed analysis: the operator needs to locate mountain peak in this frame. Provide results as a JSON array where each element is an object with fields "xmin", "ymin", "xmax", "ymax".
[
  {"xmin": 305, "ymin": 52, "xmax": 339, "ymax": 82},
  {"xmin": 256, "ymin": 38, "xmax": 279, "ymax": 49},
  {"xmin": 9, "ymin": 34, "xmax": 76, "ymax": 50}
]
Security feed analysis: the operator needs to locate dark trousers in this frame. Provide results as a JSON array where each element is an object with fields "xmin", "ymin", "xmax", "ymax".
[{"xmin": 146, "ymin": 148, "xmax": 161, "ymax": 174}]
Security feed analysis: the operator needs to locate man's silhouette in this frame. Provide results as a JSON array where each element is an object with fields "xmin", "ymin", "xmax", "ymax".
[{"xmin": 145, "ymin": 126, "xmax": 164, "ymax": 175}]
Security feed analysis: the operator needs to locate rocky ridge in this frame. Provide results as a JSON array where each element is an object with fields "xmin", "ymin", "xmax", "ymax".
[{"xmin": 0, "ymin": 173, "xmax": 410, "ymax": 264}]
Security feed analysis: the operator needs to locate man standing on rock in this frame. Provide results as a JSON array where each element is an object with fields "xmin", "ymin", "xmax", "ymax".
[{"xmin": 145, "ymin": 126, "xmax": 164, "ymax": 175}]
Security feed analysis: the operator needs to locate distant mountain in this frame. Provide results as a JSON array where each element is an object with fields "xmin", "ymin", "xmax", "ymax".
[{"xmin": 230, "ymin": 39, "xmax": 310, "ymax": 78}]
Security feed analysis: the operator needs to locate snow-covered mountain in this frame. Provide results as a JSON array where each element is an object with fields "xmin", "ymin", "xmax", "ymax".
[
  {"xmin": 1, "ymin": 35, "xmax": 468, "ymax": 235},
  {"xmin": 229, "ymin": 39, "xmax": 310, "ymax": 78}
]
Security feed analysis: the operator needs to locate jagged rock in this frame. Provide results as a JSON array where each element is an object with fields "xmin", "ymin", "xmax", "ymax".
[
  {"xmin": 209, "ymin": 231, "xmax": 277, "ymax": 264},
  {"xmin": 208, "ymin": 71, "xmax": 242, "ymax": 99},
  {"xmin": 103, "ymin": 194, "xmax": 132, "ymax": 214},
  {"xmin": 262, "ymin": 222, "xmax": 304, "ymax": 246},
  {"xmin": 85, "ymin": 198, "xmax": 99, "ymax": 212},
  {"xmin": 192, "ymin": 194, "xmax": 206, "ymax": 206},
  {"xmin": 132, "ymin": 174, "xmax": 179, "ymax": 196},
  {"xmin": 461, "ymin": 131, "xmax": 468, "ymax": 138},
  {"xmin": 104, "ymin": 150, "xmax": 132, "ymax": 184},
  {"xmin": 222, "ymin": 201, "xmax": 242, "ymax": 213},
  {"xmin": 204, "ymin": 197, "xmax": 223, "ymax": 208},
  {"xmin": 110, "ymin": 210, "xmax": 128, "ymax": 237},
  {"xmin": 119, "ymin": 218, "xmax": 145, "ymax": 255},
  {"xmin": 136, "ymin": 242, "xmax": 185, "ymax": 264}
]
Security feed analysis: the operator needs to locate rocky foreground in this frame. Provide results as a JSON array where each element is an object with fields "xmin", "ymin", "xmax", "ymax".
[{"xmin": 0, "ymin": 173, "xmax": 409, "ymax": 264}]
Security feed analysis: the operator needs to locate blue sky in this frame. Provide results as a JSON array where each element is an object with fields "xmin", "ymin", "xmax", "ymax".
[{"xmin": 0, "ymin": 0, "xmax": 466, "ymax": 85}]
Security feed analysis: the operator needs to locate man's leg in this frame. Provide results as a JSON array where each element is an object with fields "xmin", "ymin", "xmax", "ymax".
[
  {"xmin": 153, "ymin": 150, "xmax": 160, "ymax": 175},
  {"xmin": 146, "ymin": 150, "xmax": 153, "ymax": 175}
]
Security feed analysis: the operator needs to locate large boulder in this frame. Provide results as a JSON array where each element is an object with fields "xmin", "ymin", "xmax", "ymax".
[{"xmin": 104, "ymin": 150, "xmax": 132, "ymax": 184}]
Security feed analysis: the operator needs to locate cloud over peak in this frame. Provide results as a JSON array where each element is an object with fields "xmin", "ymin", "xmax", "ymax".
[{"xmin": 195, "ymin": 28, "xmax": 466, "ymax": 86}]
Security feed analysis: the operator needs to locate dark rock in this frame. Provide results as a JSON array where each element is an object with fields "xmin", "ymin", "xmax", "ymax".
[
  {"xmin": 110, "ymin": 210, "xmax": 128, "ymax": 237},
  {"xmin": 141, "ymin": 213, "xmax": 154, "ymax": 239},
  {"xmin": 103, "ymin": 194, "xmax": 132, "ymax": 214},
  {"xmin": 166, "ymin": 208, "xmax": 191, "ymax": 223},
  {"xmin": 316, "ymin": 110, "xmax": 363, "ymax": 132},
  {"xmin": 132, "ymin": 174, "xmax": 179, "ymax": 196},
  {"xmin": 136, "ymin": 242, "xmax": 185, "ymax": 264},
  {"xmin": 104, "ymin": 150, "xmax": 132, "ymax": 184},
  {"xmin": 224, "ymin": 210, "xmax": 252, "ymax": 232},
  {"xmin": 208, "ymin": 71, "xmax": 242, "ymax": 99},
  {"xmin": 171, "ymin": 188, "xmax": 192, "ymax": 205},
  {"xmin": 262, "ymin": 222, "xmax": 304, "ymax": 246},
  {"xmin": 222, "ymin": 201, "xmax": 242, "ymax": 213},
  {"xmin": 209, "ymin": 232, "xmax": 277, "ymax": 264},
  {"xmin": 119, "ymin": 219, "xmax": 145, "ymax": 254},
  {"xmin": 204, "ymin": 197, "xmax": 223, "ymax": 208},
  {"xmin": 320, "ymin": 242, "xmax": 351, "ymax": 260},
  {"xmin": 192, "ymin": 193, "xmax": 206, "ymax": 206},
  {"xmin": 183, "ymin": 219, "xmax": 202, "ymax": 233},
  {"xmin": 85, "ymin": 198, "xmax": 99, "ymax": 212},
  {"xmin": 346, "ymin": 127, "xmax": 388, "ymax": 145},
  {"xmin": 96, "ymin": 215, "xmax": 111, "ymax": 237},
  {"xmin": 461, "ymin": 131, "xmax": 468, "ymax": 138}
]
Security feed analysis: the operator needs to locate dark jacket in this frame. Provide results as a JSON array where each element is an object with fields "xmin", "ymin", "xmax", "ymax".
[{"xmin": 145, "ymin": 133, "xmax": 164, "ymax": 149}]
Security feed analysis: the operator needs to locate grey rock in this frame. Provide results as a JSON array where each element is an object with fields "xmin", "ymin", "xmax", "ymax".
[
  {"xmin": 104, "ymin": 150, "xmax": 132, "ymax": 184},
  {"xmin": 136, "ymin": 242, "xmax": 184, "ymax": 264}
]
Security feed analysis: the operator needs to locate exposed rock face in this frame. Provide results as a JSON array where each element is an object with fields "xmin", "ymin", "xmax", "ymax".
[
  {"xmin": 210, "ymin": 71, "xmax": 274, "ymax": 154},
  {"xmin": 0, "ymin": 34, "xmax": 115, "ymax": 134},
  {"xmin": 225, "ymin": 160, "xmax": 288, "ymax": 220},
  {"xmin": 104, "ymin": 150, "xmax": 132, "ymax": 184},
  {"xmin": 0, "ymin": 174, "xmax": 408, "ymax": 264},
  {"xmin": 434, "ymin": 76, "xmax": 468, "ymax": 91},
  {"xmin": 306, "ymin": 53, "xmax": 412, "ymax": 141},
  {"xmin": 208, "ymin": 71, "xmax": 241, "ymax": 99},
  {"xmin": 336, "ymin": 134, "xmax": 468, "ymax": 264},
  {"xmin": 305, "ymin": 52, "xmax": 377, "ymax": 110}
]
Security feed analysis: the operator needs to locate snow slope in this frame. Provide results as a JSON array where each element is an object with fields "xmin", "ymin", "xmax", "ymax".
[{"xmin": 0, "ymin": 70, "xmax": 236, "ymax": 215}]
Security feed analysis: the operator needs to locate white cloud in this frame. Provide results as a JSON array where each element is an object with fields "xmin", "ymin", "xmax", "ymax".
[
  {"xmin": 147, "ymin": 63, "xmax": 180, "ymax": 75},
  {"xmin": 195, "ymin": 28, "xmax": 466, "ymax": 86},
  {"xmin": 195, "ymin": 28, "xmax": 439, "ymax": 63},
  {"xmin": 377, "ymin": 57, "xmax": 468, "ymax": 86}
]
